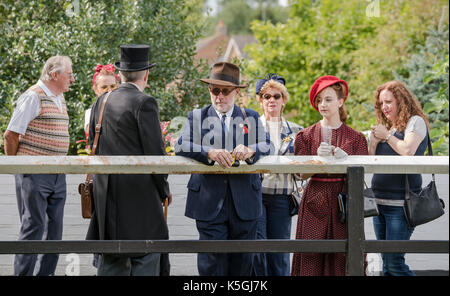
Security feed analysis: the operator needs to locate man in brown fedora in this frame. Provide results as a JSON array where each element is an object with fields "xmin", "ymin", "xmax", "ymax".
[{"xmin": 175, "ymin": 62, "xmax": 269, "ymax": 276}]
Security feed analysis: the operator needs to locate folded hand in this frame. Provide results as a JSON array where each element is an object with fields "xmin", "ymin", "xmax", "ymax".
[
  {"xmin": 232, "ymin": 144, "xmax": 255, "ymax": 161},
  {"xmin": 317, "ymin": 142, "xmax": 335, "ymax": 156},
  {"xmin": 333, "ymin": 147, "xmax": 348, "ymax": 159},
  {"xmin": 208, "ymin": 149, "xmax": 234, "ymax": 168}
]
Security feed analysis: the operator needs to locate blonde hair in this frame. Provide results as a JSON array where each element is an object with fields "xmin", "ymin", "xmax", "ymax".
[
  {"xmin": 374, "ymin": 80, "xmax": 430, "ymax": 132},
  {"xmin": 40, "ymin": 56, "xmax": 72, "ymax": 82},
  {"xmin": 93, "ymin": 69, "xmax": 118, "ymax": 88},
  {"xmin": 257, "ymin": 80, "xmax": 289, "ymax": 114}
]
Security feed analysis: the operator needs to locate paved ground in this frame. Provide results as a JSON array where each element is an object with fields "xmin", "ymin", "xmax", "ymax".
[{"xmin": 0, "ymin": 173, "xmax": 448, "ymax": 276}]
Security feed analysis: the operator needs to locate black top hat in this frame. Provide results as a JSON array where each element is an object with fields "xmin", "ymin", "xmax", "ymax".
[{"xmin": 114, "ymin": 44, "xmax": 156, "ymax": 72}]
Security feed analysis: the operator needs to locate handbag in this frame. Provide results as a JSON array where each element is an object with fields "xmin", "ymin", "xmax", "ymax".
[
  {"xmin": 363, "ymin": 182, "xmax": 379, "ymax": 218},
  {"xmin": 289, "ymin": 176, "xmax": 304, "ymax": 216},
  {"xmin": 77, "ymin": 91, "xmax": 112, "ymax": 219},
  {"xmin": 337, "ymin": 192, "xmax": 347, "ymax": 223},
  {"xmin": 78, "ymin": 176, "xmax": 94, "ymax": 219},
  {"xmin": 337, "ymin": 182, "xmax": 380, "ymax": 223},
  {"xmin": 403, "ymin": 134, "xmax": 445, "ymax": 227}
]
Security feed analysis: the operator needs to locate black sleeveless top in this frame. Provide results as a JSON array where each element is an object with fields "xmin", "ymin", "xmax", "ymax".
[{"xmin": 371, "ymin": 128, "xmax": 428, "ymax": 200}]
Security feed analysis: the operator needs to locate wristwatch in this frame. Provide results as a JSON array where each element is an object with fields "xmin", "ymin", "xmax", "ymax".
[{"xmin": 385, "ymin": 131, "xmax": 393, "ymax": 142}]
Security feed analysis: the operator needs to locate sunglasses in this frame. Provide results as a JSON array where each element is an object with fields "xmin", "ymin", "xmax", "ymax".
[
  {"xmin": 262, "ymin": 93, "xmax": 282, "ymax": 100},
  {"xmin": 99, "ymin": 84, "xmax": 118, "ymax": 92},
  {"xmin": 209, "ymin": 87, "xmax": 236, "ymax": 96}
]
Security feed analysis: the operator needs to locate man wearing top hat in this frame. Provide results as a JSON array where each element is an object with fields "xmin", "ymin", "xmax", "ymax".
[
  {"xmin": 175, "ymin": 62, "xmax": 269, "ymax": 276},
  {"xmin": 86, "ymin": 44, "xmax": 171, "ymax": 276}
]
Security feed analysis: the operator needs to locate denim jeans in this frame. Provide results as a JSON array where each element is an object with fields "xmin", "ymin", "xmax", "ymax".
[
  {"xmin": 253, "ymin": 194, "xmax": 292, "ymax": 276},
  {"xmin": 373, "ymin": 204, "xmax": 415, "ymax": 276}
]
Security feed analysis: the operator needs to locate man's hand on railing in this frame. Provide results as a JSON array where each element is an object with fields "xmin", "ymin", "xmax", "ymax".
[
  {"xmin": 208, "ymin": 149, "xmax": 234, "ymax": 168},
  {"xmin": 232, "ymin": 144, "xmax": 255, "ymax": 161}
]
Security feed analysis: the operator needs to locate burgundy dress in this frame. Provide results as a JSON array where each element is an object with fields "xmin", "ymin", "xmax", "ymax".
[{"xmin": 291, "ymin": 122, "xmax": 368, "ymax": 276}]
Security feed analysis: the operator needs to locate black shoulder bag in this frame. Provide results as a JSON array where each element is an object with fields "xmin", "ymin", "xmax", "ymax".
[{"xmin": 403, "ymin": 134, "xmax": 445, "ymax": 227}]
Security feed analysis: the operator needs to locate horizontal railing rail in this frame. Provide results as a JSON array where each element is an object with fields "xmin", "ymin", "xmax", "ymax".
[
  {"xmin": 0, "ymin": 155, "xmax": 448, "ymax": 174},
  {"xmin": 0, "ymin": 240, "xmax": 447, "ymax": 254},
  {"xmin": 0, "ymin": 155, "xmax": 448, "ymax": 276}
]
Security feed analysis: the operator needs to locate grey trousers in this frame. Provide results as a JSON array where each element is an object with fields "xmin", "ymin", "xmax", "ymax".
[
  {"xmin": 14, "ymin": 174, "xmax": 66, "ymax": 276},
  {"xmin": 98, "ymin": 253, "xmax": 161, "ymax": 276}
]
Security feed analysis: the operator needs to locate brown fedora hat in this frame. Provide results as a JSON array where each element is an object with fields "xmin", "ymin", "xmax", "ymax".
[{"xmin": 200, "ymin": 62, "xmax": 247, "ymax": 88}]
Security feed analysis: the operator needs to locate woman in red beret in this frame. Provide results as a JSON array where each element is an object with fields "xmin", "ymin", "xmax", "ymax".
[{"xmin": 291, "ymin": 75, "xmax": 368, "ymax": 276}]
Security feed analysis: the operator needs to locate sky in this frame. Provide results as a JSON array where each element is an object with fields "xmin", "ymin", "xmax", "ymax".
[{"xmin": 204, "ymin": 0, "xmax": 289, "ymax": 16}]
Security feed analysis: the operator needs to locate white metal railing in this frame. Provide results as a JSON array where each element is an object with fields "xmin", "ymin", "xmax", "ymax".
[{"xmin": 0, "ymin": 155, "xmax": 448, "ymax": 174}]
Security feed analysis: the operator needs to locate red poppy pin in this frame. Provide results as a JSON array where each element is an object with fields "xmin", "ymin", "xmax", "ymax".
[{"xmin": 239, "ymin": 123, "xmax": 249, "ymax": 134}]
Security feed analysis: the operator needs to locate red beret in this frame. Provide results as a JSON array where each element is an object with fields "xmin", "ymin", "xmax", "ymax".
[{"xmin": 309, "ymin": 75, "xmax": 348, "ymax": 111}]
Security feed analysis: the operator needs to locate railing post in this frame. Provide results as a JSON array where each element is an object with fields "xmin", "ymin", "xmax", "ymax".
[{"xmin": 345, "ymin": 166, "xmax": 365, "ymax": 276}]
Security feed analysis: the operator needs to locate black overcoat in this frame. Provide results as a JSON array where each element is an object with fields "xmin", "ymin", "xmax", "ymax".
[{"xmin": 86, "ymin": 83, "xmax": 170, "ymax": 242}]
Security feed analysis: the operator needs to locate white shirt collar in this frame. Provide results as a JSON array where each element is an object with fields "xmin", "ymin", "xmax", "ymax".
[
  {"xmin": 37, "ymin": 80, "xmax": 63, "ymax": 99},
  {"xmin": 214, "ymin": 106, "xmax": 234, "ymax": 119}
]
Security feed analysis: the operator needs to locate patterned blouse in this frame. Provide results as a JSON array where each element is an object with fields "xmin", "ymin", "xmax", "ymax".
[{"xmin": 260, "ymin": 115, "xmax": 302, "ymax": 195}]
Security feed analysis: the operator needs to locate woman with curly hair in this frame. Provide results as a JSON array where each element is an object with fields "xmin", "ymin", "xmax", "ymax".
[{"xmin": 369, "ymin": 80, "xmax": 430, "ymax": 276}]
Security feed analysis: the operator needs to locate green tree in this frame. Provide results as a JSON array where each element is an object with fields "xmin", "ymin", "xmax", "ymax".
[
  {"xmin": 0, "ymin": 0, "xmax": 210, "ymax": 155},
  {"xmin": 207, "ymin": 0, "xmax": 289, "ymax": 36},
  {"xmin": 395, "ymin": 10, "xmax": 449, "ymax": 155},
  {"xmin": 244, "ymin": 0, "xmax": 448, "ymax": 137},
  {"xmin": 216, "ymin": 0, "xmax": 255, "ymax": 35}
]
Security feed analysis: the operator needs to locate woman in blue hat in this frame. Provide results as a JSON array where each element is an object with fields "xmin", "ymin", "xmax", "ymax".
[{"xmin": 252, "ymin": 74, "xmax": 303, "ymax": 276}]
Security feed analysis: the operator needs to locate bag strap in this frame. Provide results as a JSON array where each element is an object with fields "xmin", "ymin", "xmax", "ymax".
[
  {"xmin": 426, "ymin": 133, "xmax": 436, "ymax": 182},
  {"xmin": 364, "ymin": 180, "xmax": 369, "ymax": 190},
  {"xmin": 292, "ymin": 174, "xmax": 299, "ymax": 191},
  {"xmin": 404, "ymin": 175, "xmax": 411, "ymax": 201},
  {"xmin": 85, "ymin": 91, "xmax": 112, "ymax": 183},
  {"xmin": 91, "ymin": 91, "xmax": 112, "ymax": 155},
  {"xmin": 241, "ymin": 107, "xmax": 248, "ymax": 122},
  {"xmin": 405, "ymin": 131, "xmax": 434, "ymax": 198},
  {"xmin": 426, "ymin": 132, "xmax": 433, "ymax": 156}
]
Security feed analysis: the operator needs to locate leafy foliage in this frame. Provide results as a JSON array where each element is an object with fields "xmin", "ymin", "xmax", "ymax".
[
  {"xmin": 244, "ymin": 0, "xmax": 449, "ymax": 150},
  {"xmin": 204, "ymin": 0, "xmax": 289, "ymax": 36},
  {"xmin": 395, "ymin": 12, "xmax": 449, "ymax": 155},
  {"xmin": 0, "ymin": 0, "xmax": 210, "ymax": 155}
]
